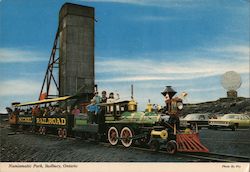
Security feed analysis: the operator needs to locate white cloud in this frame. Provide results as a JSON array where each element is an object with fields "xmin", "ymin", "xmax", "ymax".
[
  {"xmin": 96, "ymin": 45, "xmax": 249, "ymax": 82},
  {"xmin": 81, "ymin": 0, "xmax": 206, "ymax": 8},
  {"xmin": 0, "ymin": 79, "xmax": 59, "ymax": 113},
  {"xmin": 0, "ymin": 80, "xmax": 41, "ymax": 96},
  {"xmin": 132, "ymin": 15, "xmax": 176, "ymax": 22},
  {"xmin": 205, "ymin": 45, "xmax": 249, "ymax": 59},
  {"xmin": 0, "ymin": 48, "xmax": 47, "ymax": 63},
  {"xmin": 0, "ymin": 79, "xmax": 59, "ymax": 97},
  {"xmin": 81, "ymin": 0, "xmax": 249, "ymax": 10},
  {"xmin": 95, "ymin": 44, "xmax": 249, "ymax": 104},
  {"xmin": 187, "ymin": 87, "xmax": 221, "ymax": 93}
]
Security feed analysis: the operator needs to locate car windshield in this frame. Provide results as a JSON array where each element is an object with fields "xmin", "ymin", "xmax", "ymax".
[
  {"xmin": 222, "ymin": 114, "xmax": 240, "ymax": 119},
  {"xmin": 245, "ymin": 115, "xmax": 250, "ymax": 119},
  {"xmin": 242, "ymin": 115, "xmax": 250, "ymax": 120}
]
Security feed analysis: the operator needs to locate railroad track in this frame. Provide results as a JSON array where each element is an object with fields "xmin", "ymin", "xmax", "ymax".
[
  {"xmin": 100, "ymin": 142, "xmax": 250, "ymax": 162},
  {"xmin": 8, "ymin": 128, "xmax": 250, "ymax": 162},
  {"xmin": 177, "ymin": 152, "xmax": 250, "ymax": 162}
]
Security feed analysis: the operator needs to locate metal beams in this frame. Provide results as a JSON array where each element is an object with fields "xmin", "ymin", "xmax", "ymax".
[{"xmin": 39, "ymin": 28, "xmax": 60, "ymax": 100}]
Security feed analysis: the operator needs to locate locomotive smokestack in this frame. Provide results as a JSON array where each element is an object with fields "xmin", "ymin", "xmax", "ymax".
[{"xmin": 161, "ymin": 86, "xmax": 177, "ymax": 99}]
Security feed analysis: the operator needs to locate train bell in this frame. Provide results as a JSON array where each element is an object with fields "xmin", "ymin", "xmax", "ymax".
[{"xmin": 128, "ymin": 100, "xmax": 137, "ymax": 111}]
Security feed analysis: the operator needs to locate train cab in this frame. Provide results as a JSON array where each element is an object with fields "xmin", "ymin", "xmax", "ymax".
[{"xmin": 100, "ymin": 100, "xmax": 131, "ymax": 121}]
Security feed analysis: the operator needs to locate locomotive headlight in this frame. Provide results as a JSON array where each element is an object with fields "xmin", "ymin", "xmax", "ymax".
[{"xmin": 177, "ymin": 102, "xmax": 183, "ymax": 110}]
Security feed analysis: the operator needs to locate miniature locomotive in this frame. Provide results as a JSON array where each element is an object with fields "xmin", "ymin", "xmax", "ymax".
[{"xmin": 8, "ymin": 86, "xmax": 209, "ymax": 154}]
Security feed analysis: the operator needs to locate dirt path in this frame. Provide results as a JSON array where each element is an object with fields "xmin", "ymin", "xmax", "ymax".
[{"xmin": 0, "ymin": 123, "xmax": 190, "ymax": 162}]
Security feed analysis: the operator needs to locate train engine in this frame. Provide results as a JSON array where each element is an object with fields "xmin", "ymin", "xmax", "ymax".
[{"xmin": 149, "ymin": 86, "xmax": 209, "ymax": 154}]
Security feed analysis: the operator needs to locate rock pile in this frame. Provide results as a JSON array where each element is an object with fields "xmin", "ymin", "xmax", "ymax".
[{"xmin": 182, "ymin": 97, "xmax": 250, "ymax": 116}]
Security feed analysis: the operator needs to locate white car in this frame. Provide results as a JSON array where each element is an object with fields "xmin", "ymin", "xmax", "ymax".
[
  {"xmin": 180, "ymin": 113, "xmax": 210, "ymax": 129},
  {"xmin": 209, "ymin": 114, "xmax": 250, "ymax": 131}
]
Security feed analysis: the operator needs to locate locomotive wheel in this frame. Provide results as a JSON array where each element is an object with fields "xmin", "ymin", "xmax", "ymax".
[
  {"xmin": 18, "ymin": 125, "xmax": 23, "ymax": 131},
  {"xmin": 166, "ymin": 140, "xmax": 177, "ymax": 154},
  {"xmin": 149, "ymin": 140, "xmax": 160, "ymax": 152},
  {"xmin": 62, "ymin": 128, "xmax": 67, "ymax": 138},
  {"xmin": 41, "ymin": 127, "xmax": 46, "ymax": 135},
  {"xmin": 58, "ymin": 128, "xmax": 62, "ymax": 138},
  {"xmin": 108, "ymin": 127, "xmax": 119, "ymax": 146},
  {"xmin": 39, "ymin": 127, "xmax": 43, "ymax": 134},
  {"xmin": 137, "ymin": 135, "xmax": 150, "ymax": 146},
  {"xmin": 120, "ymin": 127, "xmax": 134, "ymax": 148},
  {"xmin": 31, "ymin": 126, "xmax": 36, "ymax": 133}
]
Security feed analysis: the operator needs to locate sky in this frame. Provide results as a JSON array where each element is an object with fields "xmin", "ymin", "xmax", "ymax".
[{"xmin": 0, "ymin": 0, "xmax": 249, "ymax": 113}]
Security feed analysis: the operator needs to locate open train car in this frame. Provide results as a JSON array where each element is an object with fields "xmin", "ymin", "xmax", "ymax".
[{"xmin": 8, "ymin": 96, "xmax": 75, "ymax": 137}]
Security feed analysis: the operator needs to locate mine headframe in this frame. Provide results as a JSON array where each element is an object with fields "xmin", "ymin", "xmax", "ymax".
[{"xmin": 39, "ymin": 28, "xmax": 60, "ymax": 100}]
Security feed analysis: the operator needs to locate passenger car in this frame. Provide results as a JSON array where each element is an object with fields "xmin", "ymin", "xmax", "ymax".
[
  {"xmin": 180, "ymin": 113, "xmax": 209, "ymax": 129},
  {"xmin": 208, "ymin": 114, "xmax": 250, "ymax": 131}
]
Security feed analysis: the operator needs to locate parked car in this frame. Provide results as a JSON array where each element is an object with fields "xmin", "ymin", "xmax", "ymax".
[
  {"xmin": 209, "ymin": 114, "xmax": 250, "ymax": 131},
  {"xmin": 180, "ymin": 113, "xmax": 210, "ymax": 129}
]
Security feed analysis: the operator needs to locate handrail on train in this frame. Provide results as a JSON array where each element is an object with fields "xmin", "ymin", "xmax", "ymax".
[{"xmin": 16, "ymin": 96, "xmax": 72, "ymax": 107}]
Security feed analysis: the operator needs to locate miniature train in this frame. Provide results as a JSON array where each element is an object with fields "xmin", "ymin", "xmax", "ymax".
[{"xmin": 7, "ymin": 86, "xmax": 209, "ymax": 154}]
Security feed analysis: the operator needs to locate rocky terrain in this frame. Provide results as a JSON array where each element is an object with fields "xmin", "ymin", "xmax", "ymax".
[{"xmin": 182, "ymin": 97, "xmax": 250, "ymax": 116}]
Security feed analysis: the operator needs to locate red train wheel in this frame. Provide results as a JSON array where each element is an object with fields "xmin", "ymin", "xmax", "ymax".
[
  {"xmin": 19, "ymin": 125, "xmax": 23, "ymax": 130},
  {"xmin": 120, "ymin": 127, "xmax": 133, "ymax": 148},
  {"xmin": 58, "ymin": 128, "xmax": 62, "ymax": 138},
  {"xmin": 31, "ymin": 126, "xmax": 36, "ymax": 133},
  {"xmin": 149, "ymin": 140, "xmax": 160, "ymax": 152},
  {"xmin": 166, "ymin": 140, "xmax": 177, "ymax": 154},
  {"xmin": 62, "ymin": 128, "xmax": 67, "ymax": 138},
  {"xmin": 39, "ymin": 127, "xmax": 43, "ymax": 134},
  {"xmin": 42, "ymin": 127, "xmax": 46, "ymax": 135},
  {"xmin": 108, "ymin": 127, "xmax": 119, "ymax": 146}
]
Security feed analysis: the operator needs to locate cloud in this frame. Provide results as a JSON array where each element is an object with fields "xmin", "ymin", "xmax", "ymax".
[
  {"xmin": 81, "ymin": 0, "xmax": 208, "ymax": 8},
  {"xmin": 187, "ymin": 87, "xmax": 221, "ymax": 93},
  {"xmin": 0, "ymin": 80, "xmax": 41, "ymax": 96},
  {"xmin": 0, "ymin": 79, "xmax": 59, "ymax": 97},
  {"xmin": 0, "ymin": 48, "xmax": 47, "ymax": 63},
  {"xmin": 0, "ymin": 79, "xmax": 59, "ymax": 113},
  {"xmin": 95, "ymin": 44, "xmax": 249, "ymax": 104},
  {"xmin": 205, "ymin": 45, "xmax": 249, "ymax": 59},
  {"xmin": 132, "ymin": 15, "xmax": 176, "ymax": 22},
  {"xmin": 80, "ymin": 0, "xmax": 169, "ymax": 6},
  {"xmin": 96, "ymin": 44, "xmax": 249, "ymax": 83},
  {"xmin": 82, "ymin": 0, "xmax": 249, "ymax": 9}
]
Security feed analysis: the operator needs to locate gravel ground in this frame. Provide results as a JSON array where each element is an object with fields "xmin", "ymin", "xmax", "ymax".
[
  {"xmin": 1, "ymin": 116, "xmax": 249, "ymax": 162},
  {"xmin": 0, "ymin": 120, "xmax": 191, "ymax": 162},
  {"xmin": 0, "ymin": 129, "xmax": 191, "ymax": 162},
  {"xmin": 199, "ymin": 128, "xmax": 250, "ymax": 157}
]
